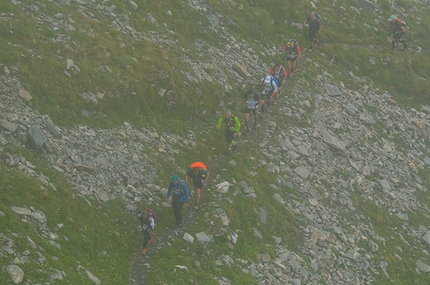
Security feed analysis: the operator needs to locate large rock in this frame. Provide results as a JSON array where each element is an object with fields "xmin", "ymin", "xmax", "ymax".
[
  {"xmin": 27, "ymin": 126, "xmax": 47, "ymax": 150},
  {"xmin": 317, "ymin": 124, "xmax": 346, "ymax": 152},
  {"xmin": 232, "ymin": 62, "xmax": 251, "ymax": 78},
  {"xmin": 7, "ymin": 265, "xmax": 24, "ymax": 284}
]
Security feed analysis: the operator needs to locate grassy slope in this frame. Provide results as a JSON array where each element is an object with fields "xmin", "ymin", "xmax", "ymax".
[{"xmin": 1, "ymin": 0, "xmax": 430, "ymax": 284}]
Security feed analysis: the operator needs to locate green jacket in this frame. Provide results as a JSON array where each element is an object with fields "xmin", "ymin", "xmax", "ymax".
[{"xmin": 217, "ymin": 114, "xmax": 241, "ymax": 132}]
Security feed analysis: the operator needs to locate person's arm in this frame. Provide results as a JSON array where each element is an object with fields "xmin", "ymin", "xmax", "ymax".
[
  {"xmin": 302, "ymin": 18, "xmax": 308, "ymax": 27},
  {"xmin": 166, "ymin": 182, "xmax": 172, "ymax": 199},
  {"xmin": 233, "ymin": 116, "xmax": 241, "ymax": 133},
  {"xmin": 204, "ymin": 171, "xmax": 209, "ymax": 185},
  {"xmin": 217, "ymin": 115, "xmax": 225, "ymax": 129},
  {"xmin": 185, "ymin": 169, "xmax": 191, "ymax": 185},
  {"xmin": 272, "ymin": 82, "xmax": 278, "ymax": 94},
  {"xmin": 182, "ymin": 184, "xmax": 190, "ymax": 203},
  {"xmin": 317, "ymin": 24, "xmax": 322, "ymax": 35},
  {"xmin": 149, "ymin": 217, "xmax": 155, "ymax": 229},
  {"xmin": 297, "ymin": 46, "xmax": 301, "ymax": 58}
]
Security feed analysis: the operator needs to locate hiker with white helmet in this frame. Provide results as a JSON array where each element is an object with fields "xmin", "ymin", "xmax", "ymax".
[{"xmin": 259, "ymin": 74, "xmax": 278, "ymax": 116}]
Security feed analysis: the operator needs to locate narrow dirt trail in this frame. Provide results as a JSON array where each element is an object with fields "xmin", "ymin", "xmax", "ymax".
[{"xmin": 128, "ymin": 47, "xmax": 316, "ymax": 285}]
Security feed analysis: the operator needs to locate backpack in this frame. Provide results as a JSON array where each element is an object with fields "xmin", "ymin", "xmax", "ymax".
[
  {"xmin": 137, "ymin": 207, "xmax": 158, "ymax": 224},
  {"xmin": 395, "ymin": 18, "xmax": 406, "ymax": 29},
  {"xmin": 190, "ymin": 162, "xmax": 207, "ymax": 170},
  {"xmin": 172, "ymin": 180, "xmax": 187, "ymax": 198}
]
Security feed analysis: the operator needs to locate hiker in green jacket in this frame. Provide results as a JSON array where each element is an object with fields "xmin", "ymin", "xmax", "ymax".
[{"xmin": 216, "ymin": 110, "xmax": 241, "ymax": 153}]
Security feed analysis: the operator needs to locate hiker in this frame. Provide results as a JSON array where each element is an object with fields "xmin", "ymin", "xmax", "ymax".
[
  {"xmin": 166, "ymin": 174, "xmax": 189, "ymax": 226},
  {"xmin": 259, "ymin": 74, "xmax": 278, "ymax": 115},
  {"xmin": 268, "ymin": 63, "xmax": 287, "ymax": 88},
  {"xmin": 137, "ymin": 208, "xmax": 155, "ymax": 254},
  {"xmin": 185, "ymin": 162, "xmax": 209, "ymax": 210},
  {"xmin": 283, "ymin": 39, "xmax": 301, "ymax": 78},
  {"xmin": 216, "ymin": 110, "xmax": 241, "ymax": 152},
  {"xmin": 389, "ymin": 15, "xmax": 407, "ymax": 50},
  {"xmin": 238, "ymin": 89, "xmax": 259, "ymax": 132},
  {"xmin": 302, "ymin": 11, "xmax": 322, "ymax": 53}
]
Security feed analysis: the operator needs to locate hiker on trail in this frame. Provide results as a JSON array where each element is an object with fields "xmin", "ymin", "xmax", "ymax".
[
  {"xmin": 216, "ymin": 110, "xmax": 241, "ymax": 153},
  {"xmin": 389, "ymin": 15, "xmax": 407, "ymax": 50},
  {"xmin": 238, "ymin": 89, "xmax": 259, "ymax": 132},
  {"xmin": 137, "ymin": 208, "xmax": 155, "ymax": 254},
  {"xmin": 283, "ymin": 38, "xmax": 301, "ymax": 78},
  {"xmin": 185, "ymin": 162, "xmax": 209, "ymax": 210},
  {"xmin": 166, "ymin": 174, "xmax": 189, "ymax": 226},
  {"xmin": 259, "ymin": 74, "xmax": 278, "ymax": 116},
  {"xmin": 302, "ymin": 12, "xmax": 322, "ymax": 53},
  {"xmin": 268, "ymin": 63, "xmax": 287, "ymax": 88}
]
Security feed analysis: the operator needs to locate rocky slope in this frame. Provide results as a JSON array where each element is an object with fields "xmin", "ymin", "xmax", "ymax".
[{"xmin": 2, "ymin": 0, "xmax": 430, "ymax": 284}]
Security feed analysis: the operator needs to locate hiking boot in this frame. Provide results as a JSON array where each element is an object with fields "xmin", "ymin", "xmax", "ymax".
[
  {"xmin": 141, "ymin": 248, "xmax": 147, "ymax": 254},
  {"xmin": 148, "ymin": 238, "xmax": 153, "ymax": 245},
  {"xmin": 307, "ymin": 48, "xmax": 313, "ymax": 53},
  {"xmin": 252, "ymin": 122, "xmax": 257, "ymax": 129},
  {"xmin": 194, "ymin": 203, "xmax": 199, "ymax": 210}
]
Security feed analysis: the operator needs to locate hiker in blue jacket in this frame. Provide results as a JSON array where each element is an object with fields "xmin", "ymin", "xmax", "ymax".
[{"xmin": 166, "ymin": 174, "xmax": 189, "ymax": 226}]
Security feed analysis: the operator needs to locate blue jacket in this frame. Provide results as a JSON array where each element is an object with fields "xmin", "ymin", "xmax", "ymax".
[{"xmin": 166, "ymin": 180, "xmax": 189, "ymax": 202}]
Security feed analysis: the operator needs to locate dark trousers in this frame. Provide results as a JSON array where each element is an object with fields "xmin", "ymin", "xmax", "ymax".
[
  {"xmin": 142, "ymin": 228, "xmax": 151, "ymax": 249},
  {"xmin": 225, "ymin": 129, "xmax": 235, "ymax": 144},
  {"xmin": 172, "ymin": 198, "xmax": 184, "ymax": 224}
]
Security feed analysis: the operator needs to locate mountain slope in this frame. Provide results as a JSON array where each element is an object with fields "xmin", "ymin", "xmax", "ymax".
[{"xmin": 1, "ymin": 0, "xmax": 430, "ymax": 284}]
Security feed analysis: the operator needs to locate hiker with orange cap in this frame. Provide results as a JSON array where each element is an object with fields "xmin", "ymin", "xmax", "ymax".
[{"xmin": 185, "ymin": 162, "xmax": 209, "ymax": 210}]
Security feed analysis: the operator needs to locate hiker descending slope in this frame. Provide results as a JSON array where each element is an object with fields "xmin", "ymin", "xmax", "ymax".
[
  {"xmin": 166, "ymin": 174, "xmax": 189, "ymax": 226},
  {"xmin": 238, "ymin": 89, "xmax": 259, "ymax": 133},
  {"xmin": 217, "ymin": 110, "xmax": 241, "ymax": 153},
  {"xmin": 185, "ymin": 162, "xmax": 209, "ymax": 210},
  {"xmin": 259, "ymin": 74, "xmax": 278, "ymax": 115},
  {"xmin": 283, "ymin": 38, "xmax": 301, "ymax": 78},
  {"xmin": 389, "ymin": 15, "xmax": 408, "ymax": 50},
  {"xmin": 302, "ymin": 12, "xmax": 322, "ymax": 53},
  {"xmin": 137, "ymin": 208, "xmax": 156, "ymax": 254}
]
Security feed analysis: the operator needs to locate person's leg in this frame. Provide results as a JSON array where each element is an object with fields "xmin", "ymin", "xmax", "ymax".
[
  {"xmin": 286, "ymin": 60, "xmax": 292, "ymax": 77},
  {"xmin": 291, "ymin": 59, "xmax": 297, "ymax": 73},
  {"xmin": 194, "ymin": 187, "xmax": 201, "ymax": 209},
  {"xmin": 400, "ymin": 34, "xmax": 407, "ymax": 49},
  {"xmin": 252, "ymin": 109, "xmax": 258, "ymax": 128},
  {"xmin": 224, "ymin": 128, "xmax": 232, "ymax": 148},
  {"xmin": 308, "ymin": 29, "xmax": 314, "ymax": 51},
  {"xmin": 244, "ymin": 111, "xmax": 250, "ymax": 131},
  {"xmin": 173, "ymin": 199, "xmax": 184, "ymax": 224},
  {"xmin": 143, "ymin": 229, "xmax": 151, "ymax": 249},
  {"xmin": 225, "ymin": 130, "xmax": 234, "ymax": 150},
  {"xmin": 258, "ymin": 98, "xmax": 265, "ymax": 117}
]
